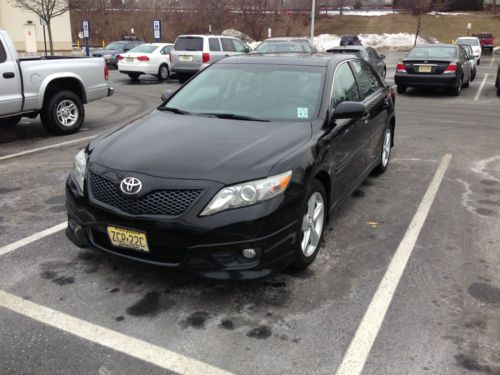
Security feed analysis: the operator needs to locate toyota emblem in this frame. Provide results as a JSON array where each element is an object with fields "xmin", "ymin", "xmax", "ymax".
[{"xmin": 120, "ymin": 177, "xmax": 142, "ymax": 195}]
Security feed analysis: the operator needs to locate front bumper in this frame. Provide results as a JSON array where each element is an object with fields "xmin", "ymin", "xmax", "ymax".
[
  {"xmin": 65, "ymin": 174, "xmax": 302, "ymax": 280},
  {"xmin": 395, "ymin": 73, "xmax": 459, "ymax": 88}
]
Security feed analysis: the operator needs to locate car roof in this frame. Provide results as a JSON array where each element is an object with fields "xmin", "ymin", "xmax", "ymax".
[
  {"xmin": 327, "ymin": 46, "xmax": 368, "ymax": 51},
  {"xmin": 262, "ymin": 37, "xmax": 310, "ymax": 42},
  {"xmin": 456, "ymin": 37, "xmax": 479, "ymax": 40},
  {"xmin": 218, "ymin": 53, "xmax": 350, "ymax": 67},
  {"xmin": 176, "ymin": 34, "xmax": 237, "ymax": 39},
  {"xmin": 413, "ymin": 44, "xmax": 457, "ymax": 48},
  {"xmin": 151, "ymin": 43, "xmax": 173, "ymax": 46}
]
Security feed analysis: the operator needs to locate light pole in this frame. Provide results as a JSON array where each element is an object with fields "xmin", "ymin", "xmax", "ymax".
[{"xmin": 311, "ymin": 0, "xmax": 316, "ymax": 43}]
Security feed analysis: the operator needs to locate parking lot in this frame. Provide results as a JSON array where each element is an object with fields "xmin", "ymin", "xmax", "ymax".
[{"xmin": 1, "ymin": 51, "xmax": 499, "ymax": 374}]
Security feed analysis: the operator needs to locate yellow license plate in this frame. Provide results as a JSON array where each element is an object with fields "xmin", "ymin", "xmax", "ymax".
[
  {"xmin": 179, "ymin": 55, "xmax": 193, "ymax": 62},
  {"xmin": 126, "ymin": 57, "xmax": 134, "ymax": 62},
  {"xmin": 107, "ymin": 226, "xmax": 149, "ymax": 252},
  {"xmin": 419, "ymin": 65, "xmax": 432, "ymax": 73}
]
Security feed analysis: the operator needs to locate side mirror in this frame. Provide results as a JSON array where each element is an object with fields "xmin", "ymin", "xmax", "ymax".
[
  {"xmin": 332, "ymin": 101, "xmax": 366, "ymax": 120},
  {"xmin": 379, "ymin": 54, "xmax": 386, "ymax": 59},
  {"xmin": 161, "ymin": 89, "xmax": 176, "ymax": 102},
  {"xmin": 495, "ymin": 49, "xmax": 500, "ymax": 56}
]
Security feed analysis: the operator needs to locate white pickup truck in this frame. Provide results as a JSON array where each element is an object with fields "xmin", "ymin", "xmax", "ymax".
[{"xmin": 0, "ymin": 29, "xmax": 113, "ymax": 135}]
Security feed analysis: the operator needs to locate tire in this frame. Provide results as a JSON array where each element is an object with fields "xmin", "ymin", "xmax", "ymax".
[
  {"xmin": 40, "ymin": 90, "xmax": 84, "ymax": 135},
  {"xmin": 128, "ymin": 73, "xmax": 140, "ymax": 80},
  {"xmin": 292, "ymin": 179, "xmax": 327, "ymax": 270},
  {"xmin": 373, "ymin": 126, "xmax": 393, "ymax": 175},
  {"xmin": 450, "ymin": 78, "xmax": 462, "ymax": 96},
  {"xmin": 157, "ymin": 64, "xmax": 170, "ymax": 81},
  {"xmin": 463, "ymin": 74, "xmax": 470, "ymax": 88},
  {"xmin": 471, "ymin": 68, "xmax": 476, "ymax": 81},
  {"xmin": 397, "ymin": 85, "xmax": 406, "ymax": 94},
  {"xmin": 0, "ymin": 115, "xmax": 21, "ymax": 127},
  {"xmin": 477, "ymin": 59, "xmax": 481, "ymax": 66}
]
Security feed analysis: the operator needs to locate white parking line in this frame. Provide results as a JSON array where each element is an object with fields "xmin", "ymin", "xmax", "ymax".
[
  {"xmin": 0, "ymin": 136, "xmax": 95, "ymax": 162},
  {"xmin": 474, "ymin": 74, "xmax": 489, "ymax": 101},
  {"xmin": 336, "ymin": 153, "xmax": 452, "ymax": 375},
  {"xmin": 0, "ymin": 290, "xmax": 234, "ymax": 375},
  {"xmin": 0, "ymin": 222, "xmax": 67, "ymax": 257},
  {"xmin": 490, "ymin": 55, "xmax": 495, "ymax": 67}
]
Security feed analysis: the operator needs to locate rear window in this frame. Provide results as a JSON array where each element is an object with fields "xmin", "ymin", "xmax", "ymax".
[
  {"xmin": 0, "ymin": 40, "xmax": 6, "ymax": 63},
  {"xmin": 477, "ymin": 33, "xmax": 493, "ymax": 38},
  {"xmin": 129, "ymin": 45, "xmax": 159, "ymax": 53},
  {"xmin": 174, "ymin": 37, "xmax": 203, "ymax": 51},
  {"xmin": 407, "ymin": 46, "xmax": 457, "ymax": 59}
]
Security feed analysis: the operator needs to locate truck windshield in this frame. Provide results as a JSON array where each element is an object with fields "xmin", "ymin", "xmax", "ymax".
[{"xmin": 164, "ymin": 64, "xmax": 325, "ymax": 122}]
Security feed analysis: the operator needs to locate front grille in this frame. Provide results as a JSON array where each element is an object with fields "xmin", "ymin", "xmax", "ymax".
[{"xmin": 89, "ymin": 172, "xmax": 202, "ymax": 216}]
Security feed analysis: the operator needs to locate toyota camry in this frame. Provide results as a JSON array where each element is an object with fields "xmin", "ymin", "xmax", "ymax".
[{"xmin": 66, "ymin": 54, "xmax": 396, "ymax": 280}]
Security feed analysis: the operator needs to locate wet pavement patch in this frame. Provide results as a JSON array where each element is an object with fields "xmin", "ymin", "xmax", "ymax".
[
  {"xmin": 219, "ymin": 319, "xmax": 234, "ymax": 330},
  {"xmin": 115, "ymin": 316, "xmax": 125, "ymax": 322},
  {"xmin": 481, "ymin": 180, "xmax": 499, "ymax": 186},
  {"xmin": 352, "ymin": 190, "xmax": 365, "ymax": 198},
  {"xmin": 0, "ymin": 187, "xmax": 22, "ymax": 194},
  {"xmin": 126, "ymin": 291, "xmax": 175, "ymax": 317},
  {"xmin": 52, "ymin": 276, "xmax": 75, "ymax": 286},
  {"xmin": 246, "ymin": 325, "xmax": 272, "ymax": 339},
  {"xmin": 180, "ymin": 311, "xmax": 210, "ymax": 329},
  {"xmin": 454, "ymin": 353, "xmax": 497, "ymax": 373},
  {"xmin": 468, "ymin": 282, "xmax": 500, "ymax": 305},
  {"xmin": 475, "ymin": 208, "xmax": 496, "ymax": 217},
  {"xmin": 477, "ymin": 200, "xmax": 500, "ymax": 207},
  {"xmin": 44, "ymin": 195, "xmax": 65, "ymax": 205}
]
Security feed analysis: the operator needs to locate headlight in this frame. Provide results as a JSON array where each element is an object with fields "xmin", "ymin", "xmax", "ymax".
[
  {"xmin": 104, "ymin": 54, "xmax": 113, "ymax": 59},
  {"xmin": 72, "ymin": 149, "xmax": 87, "ymax": 192},
  {"xmin": 200, "ymin": 171, "xmax": 292, "ymax": 216}
]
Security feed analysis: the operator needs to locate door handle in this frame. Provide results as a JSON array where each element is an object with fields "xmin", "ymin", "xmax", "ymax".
[{"xmin": 3, "ymin": 72, "xmax": 15, "ymax": 79}]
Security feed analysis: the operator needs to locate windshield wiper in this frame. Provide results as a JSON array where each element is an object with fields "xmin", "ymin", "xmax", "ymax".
[
  {"xmin": 159, "ymin": 107, "xmax": 192, "ymax": 115},
  {"xmin": 197, "ymin": 113, "xmax": 270, "ymax": 122}
]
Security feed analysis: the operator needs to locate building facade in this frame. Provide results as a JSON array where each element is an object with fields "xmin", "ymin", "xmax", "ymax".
[{"xmin": 0, "ymin": 1, "xmax": 72, "ymax": 52}]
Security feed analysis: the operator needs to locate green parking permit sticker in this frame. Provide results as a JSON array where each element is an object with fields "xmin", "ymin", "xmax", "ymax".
[{"xmin": 297, "ymin": 107, "xmax": 309, "ymax": 119}]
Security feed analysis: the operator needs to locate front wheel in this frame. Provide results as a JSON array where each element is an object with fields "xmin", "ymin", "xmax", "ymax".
[
  {"xmin": 292, "ymin": 180, "xmax": 327, "ymax": 270},
  {"xmin": 0, "ymin": 115, "xmax": 22, "ymax": 127},
  {"xmin": 373, "ymin": 126, "xmax": 393, "ymax": 175},
  {"xmin": 40, "ymin": 90, "xmax": 84, "ymax": 135}
]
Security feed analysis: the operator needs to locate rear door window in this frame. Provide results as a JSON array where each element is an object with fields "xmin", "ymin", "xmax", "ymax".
[
  {"xmin": 0, "ymin": 39, "xmax": 7, "ymax": 63},
  {"xmin": 209, "ymin": 38, "xmax": 221, "ymax": 51},
  {"xmin": 332, "ymin": 62, "xmax": 361, "ymax": 107},
  {"xmin": 351, "ymin": 60, "xmax": 381, "ymax": 99},
  {"xmin": 221, "ymin": 38, "xmax": 236, "ymax": 52},
  {"xmin": 174, "ymin": 37, "xmax": 203, "ymax": 51}
]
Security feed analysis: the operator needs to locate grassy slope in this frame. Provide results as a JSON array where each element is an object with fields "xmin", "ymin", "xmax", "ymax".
[{"xmin": 309, "ymin": 12, "xmax": 500, "ymax": 44}]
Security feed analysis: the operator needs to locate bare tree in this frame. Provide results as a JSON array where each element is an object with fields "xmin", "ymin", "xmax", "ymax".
[{"xmin": 9, "ymin": 0, "xmax": 70, "ymax": 54}]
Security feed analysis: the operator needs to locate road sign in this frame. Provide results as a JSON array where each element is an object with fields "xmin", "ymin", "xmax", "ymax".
[
  {"xmin": 467, "ymin": 23, "xmax": 472, "ymax": 30},
  {"xmin": 268, "ymin": 28, "xmax": 272, "ymax": 38},
  {"xmin": 39, "ymin": 17, "xmax": 47, "ymax": 26},
  {"xmin": 153, "ymin": 20, "xmax": 161, "ymax": 40},
  {"xmin": 82, "ymin": 20, "xmax": 90, "ymax": 39}
]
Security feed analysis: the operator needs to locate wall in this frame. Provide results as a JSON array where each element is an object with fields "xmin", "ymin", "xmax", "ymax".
[{"xmin": 0, "ymin": 1, "xmax": 72, "ymax": 51}]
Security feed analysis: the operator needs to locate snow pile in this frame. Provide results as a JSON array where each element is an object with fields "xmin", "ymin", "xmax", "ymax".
[
  {"xmin": 222, "ymin": 29, "xmax": 256, "ymax": 44},
  {"xmin": 313, "ymin": 33, "xmax": 437, "ymax": 52},
  {"xmin": 320, "ymin": 10, "xmax": 397, "ymax": 16},
  {"xmin": 428, "ymin": 11, "xmax": 469, "ymax": 16}
]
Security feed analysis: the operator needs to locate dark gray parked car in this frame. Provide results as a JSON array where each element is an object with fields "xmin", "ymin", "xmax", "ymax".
[
  {"xmin": 327, "ymin": 46, "xmax": 386, "ymax": 78},
  {"xmin": 255, "ymin": 37, "xmax": 316, "ymax": 53},
  {"xmin": 92, "ymin": 40, "xmax": 144, "ymax": 67}
]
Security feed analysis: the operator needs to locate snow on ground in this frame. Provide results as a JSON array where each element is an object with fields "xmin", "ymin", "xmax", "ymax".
[
  {"xmin": 320, "ymin": 10, "xmax": 397, "ymax": 16},
  {"xmin": 313, "ymin": 33, "xmax": 438, "ymax": 52},
  {"xmin": 428, "ymin": 11, "xmax": 470, "ymax": 16}
]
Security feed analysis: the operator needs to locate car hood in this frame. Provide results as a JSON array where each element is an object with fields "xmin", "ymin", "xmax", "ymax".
[{"xmin": 89, "ymin": 111, "xmax": 312, "ymax": 185}]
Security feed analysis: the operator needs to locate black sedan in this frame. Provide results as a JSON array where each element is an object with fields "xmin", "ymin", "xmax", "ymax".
[
  {"xmin": 66, "ymin": 54, "xmax": 396, "ymax": 280},
  {"xmin": 395, "ymin": 44, "xmax": 473, "ymax": 96},
  {"xmin": 327, "ymin": 45, "xmax": 387, "ymax": 78}
]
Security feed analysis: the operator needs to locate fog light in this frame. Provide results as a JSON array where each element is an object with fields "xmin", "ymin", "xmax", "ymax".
[{"xmin": 242, "ymin": 248, "xmax": 257, "ymax": 259}]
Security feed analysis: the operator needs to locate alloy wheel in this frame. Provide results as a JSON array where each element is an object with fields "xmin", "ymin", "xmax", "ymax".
[
  {"xmin": 56, "ymin": 99, "xmax": 79, "ymax": 127},
  {"xmin": 301, "ymin": 192, "xmax": 325, "ymax": 257}
]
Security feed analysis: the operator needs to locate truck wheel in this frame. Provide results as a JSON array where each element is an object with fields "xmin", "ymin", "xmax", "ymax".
[
  {"xmin": 0, "ymin": 115, "xmax": 22, "ymax": 127},
  {"xmin": 40, "ymin": 90, "xmax": 84, "ymax": 135}
]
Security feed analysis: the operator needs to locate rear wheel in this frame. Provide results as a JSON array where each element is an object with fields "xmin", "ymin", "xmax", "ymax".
[
  {"xmin": 0, "ymin": 115, "xmax": 21, "ymax": 127},
  {"xmin": 128, "ymin": 73, "xmax": 140, "ymax": 80},
  {"xmin": 450, "ymin": 78, "xmax": 462, "ymax": 96},
  {"xmin": 397, "ymin": 85, "xmax": 406, "ymax": 94},
  {"xmin": 40, "ymin": 90, "xmax": 84, "ymax": 135},
  {"xmin": 463, "ymin": 74, "xmax": 470, "ymax": 88},
  {"xmin": 157, "ymin": 64, "xmax": 170, "ymax": 81},
  {"xmin": 373, "ymin": 126, "xmax": 393, "ymax": 175},
  {"xmin": 292, "ymin": 180, "xmax": 327, "ymax": 270}
]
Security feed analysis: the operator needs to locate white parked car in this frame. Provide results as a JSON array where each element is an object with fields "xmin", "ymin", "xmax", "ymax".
[
  {"xmin": 117, "ymin": 43, "xmax": 173, "ymax": 81},
  {"xmin": 456, "ymin": 37, "xmax": 482, "ymax": 65}
]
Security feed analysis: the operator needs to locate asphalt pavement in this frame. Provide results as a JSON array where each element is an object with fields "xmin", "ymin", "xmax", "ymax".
[{"xmin": 0, "ymin": 52, "xmax": 499, "ymax": 375}]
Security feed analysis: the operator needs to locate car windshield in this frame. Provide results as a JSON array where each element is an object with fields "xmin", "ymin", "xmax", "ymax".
[
  {"xmin": 105, "ymin": 42, "xmax": 126, "ymax": 50},
  {"xmin": 457, "ymin": 38, "xmax": 480, "ymax": 46},
  {"xmin": 128, "ymin": 45, "xmax": 158, "ymax": 53},
  {"xmin": 174, "ymin": 37, "xmax": 203, "ymax": 51},
  {"xmin": 256, "ymin": 42, "xmax": 304, "ymax": 53},
  {"xmin": 407, "ymin": 46, "xmax": 457, "ymax": 59},
  {"xmin": 164, "ymin": 64, "xmax": 325, "ymax": 122}
]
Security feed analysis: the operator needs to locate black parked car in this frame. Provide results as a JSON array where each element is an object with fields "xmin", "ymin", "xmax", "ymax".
[
  {"xmin": 340, "ymin": 35, "xmax": 362, "ymax": 46},
  {"xmin": 66, "ymin": 54, "xmax": 395, "ymax": 280},
  {"xmin": 327, "ymin": 46, "xmax": 387, "ymax": 78},
  {"xmin": 395, "ymin": 44, "xmax": 473, "ymax": 96},
  {"xmin": 495, "ymin": 49, "xmax": 500, "ymax": 97}
]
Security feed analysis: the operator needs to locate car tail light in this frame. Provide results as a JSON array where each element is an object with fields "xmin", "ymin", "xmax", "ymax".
[
  {"xmin": 117, "ymin": 55, "xmax": 123, "ymax": 61},
  {"xmin": 137, "ymin": 56, "xmax": 150, "ymax": 62},
  {"xmin": 396, "ymin": 63, "xmax": 406, "ymax": 73},
  {"xmin": 104, "ymin": 65, "xmax": 109, "ymax": 81},
  {"xmin": 202, "ymin": 52, "xmax": 210, "ymax": 63},
  {"xmin": 444, "ymin": 63, "xmax": 457, "ymax": 73}
]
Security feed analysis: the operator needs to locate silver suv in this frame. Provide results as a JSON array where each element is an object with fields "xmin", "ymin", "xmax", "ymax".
[{"xmin": 171, "ymin": 35, "xmax": 251, "ymax": 82}]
